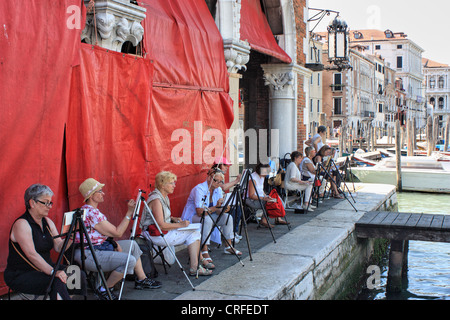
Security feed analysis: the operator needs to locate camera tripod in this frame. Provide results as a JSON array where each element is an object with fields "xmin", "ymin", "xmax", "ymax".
[
  {"xmin": 307, "ymin": 161, "xmax": 357, "ymax": 212},
  {"xmin": 45, "ymin": 208, "xmax": 112, "ymax": 300}
]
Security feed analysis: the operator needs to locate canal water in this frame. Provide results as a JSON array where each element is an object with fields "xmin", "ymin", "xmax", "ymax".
[{"xmin": 357, "ymin": 192, "xmax": 450, "ymax": 300}]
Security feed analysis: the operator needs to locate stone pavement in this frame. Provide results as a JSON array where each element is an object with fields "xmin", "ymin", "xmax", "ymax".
[
  {"xmin": 105, "ymin": 183, "xmax": 394, "ymax": 300},
  {"xmin": 6, "ymin": 183, "xmax": 394, "ymax": 301}
]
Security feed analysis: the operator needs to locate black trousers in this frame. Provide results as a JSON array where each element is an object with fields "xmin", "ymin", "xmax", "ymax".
[{"xmin": 5, "ymin": 267, "xmax": 86, "ymax": 300}]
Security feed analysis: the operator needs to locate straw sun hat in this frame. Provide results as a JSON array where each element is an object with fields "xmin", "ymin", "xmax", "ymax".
[{"xmin": 79, "ymin": 178, "xmax": 105, "ymax": 202}]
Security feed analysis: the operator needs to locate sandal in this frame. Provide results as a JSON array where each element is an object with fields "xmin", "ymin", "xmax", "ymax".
[
  {"xmin": 189, "ymin": 265, "xmax": 213, "ymax": 277},
  {"xmin": 201, "ymin": 257, "xmax": 215, "ymax": 269},
  {"xmin": 275, "ymin": 218, "xmax": 290, "ymax": 225},
  {"xmin": 333, "ymin": 193, "xmax": 344, "ymax": 199},
  {"xmin": 224, "ymin": 246, "xmax": 242, "ymax": 256},
  {"xmin": 259, "ymin": 221, "xmax": 274, "ymax": 228},
  {"xmin": 201, "ymin": 250, "xmax": 215, "ymax": 269}
]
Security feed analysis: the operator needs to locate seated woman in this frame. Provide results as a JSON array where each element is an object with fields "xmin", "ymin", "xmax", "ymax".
[
  {"xmin": 300, "ymin": 147, "xmax": 325, "ymax": 199},
  {"xmin": 181, "ymin": 171, "xmax": 240, "ymax": 270},
  {"xmin": 245, "ymin": 163, "xmax": 284, "ymax": 227},
  {"xmin": 74, "ymin": 178, "xmax": 161, "ymax": 300},
  {"xmin": 140, "ymin": 171, "xmax": 212, "ymax": 277},
  {"xmin": 4, "ymin": 184, "xmax": 86, "ymax": 300},
  {"xmin": 314, "ymin": 146, "xmax": 343, "ymax": 199},
  {"xmin": 284, "ymin": 151, "xmax": 314, "ymax": 211}
]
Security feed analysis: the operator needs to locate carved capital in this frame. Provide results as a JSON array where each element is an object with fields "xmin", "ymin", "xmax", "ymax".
[
  {"xmin": 263, "ymin": 72, "xmax": 295, "ymax": 91},
  {"xmin": 81, "ymin": 0, "xmax": 146, "ymax": 52},
  {"xmin": 223, "ymin": 39, "xmax": 251, "ymax": 73}
]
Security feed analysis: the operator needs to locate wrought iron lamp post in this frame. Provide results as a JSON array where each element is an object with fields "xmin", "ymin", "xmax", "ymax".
[{"xmin": 306, "ymin": 9, "xmax": 352, "ymax": 71}]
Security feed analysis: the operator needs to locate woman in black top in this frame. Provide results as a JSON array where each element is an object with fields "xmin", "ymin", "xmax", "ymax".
[{"xmin": 5, "ymin": 184, "xmax": 81, "ymax": 300}]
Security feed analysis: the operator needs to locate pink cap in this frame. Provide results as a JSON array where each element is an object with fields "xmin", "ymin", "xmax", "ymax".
[{"xmin": 214, "ymin": 156, "xmax": 232, "ymax": 165}]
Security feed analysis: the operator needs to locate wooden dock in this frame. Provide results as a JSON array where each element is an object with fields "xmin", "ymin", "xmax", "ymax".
[
  {"xmin": 355, "ymin": 211, "xmax": 450, "ymax": 243},
  {"xmin": 355, "ymin": 211, "xmax": 450, "ymax": 292}
]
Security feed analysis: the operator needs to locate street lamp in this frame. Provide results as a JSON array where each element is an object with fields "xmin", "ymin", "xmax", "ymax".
[
  {"xmin": 327, "ymin": 17, "xmax": 349, "ymax": 63},
  {"xmin": 306, "ymin": 9, "xmax": 352, "ymax": 71}
]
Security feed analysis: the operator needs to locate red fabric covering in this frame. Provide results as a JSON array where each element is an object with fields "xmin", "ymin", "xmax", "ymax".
[
  {"xmin": 0, "ymin": 0, "xmax": 234, "ymax": 278},
  {"xmin": 240, "ymin": 0, "xmax": 292, "ymax": 63},
  {"xmin": 141, "ymin": 0, "xmax": 234, "ymax": 214},
  {"xmin": 141, "ymin": 0, "xmax": 230, "ymax": 90},
  {"xmin": 0, "ymin": 0, "xmax": 84, "ymax": 271},
  {"xmin": 65, "ymin": 44, "xmax": 153, "ymax": 224}
]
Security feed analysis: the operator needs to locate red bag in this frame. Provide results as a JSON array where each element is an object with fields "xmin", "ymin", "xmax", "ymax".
[
  {"xmin": 147, "ymin": 224, "xmax": 168, "ymax": 236},
  {"xmin": 265, "ymin": 189, "xmax": 286, "ymax": 218}
]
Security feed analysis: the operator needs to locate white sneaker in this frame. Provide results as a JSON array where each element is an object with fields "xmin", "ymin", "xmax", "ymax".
[
  {"xmin": 233, "ymin": 236, "xmax": 241, "ymax": 244},
  {"xmin": 291, "ymin": 203, "xmax": 303, "ymax": 210},
  {"xmin": 303, "ymin": 205, "xmax": 314, "ymax": 212}
]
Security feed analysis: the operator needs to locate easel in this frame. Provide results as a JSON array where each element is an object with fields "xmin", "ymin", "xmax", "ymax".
[
  {"xmin": 197, "ymin": 168, "xmax": 245, "ymax": 268},
  {"xmin": 132, "ymin": 190, "xmax": 196, "ymax": 291},
  {"xmin": 239, "ymin": 168, "xmax": 277, "ymax": 242},
  {"xmin": 307, "ymin": 161, "xmax": 358, "ymax": 212},
  {"xmin": 45, "ymin": 208, "xmax": 112, "ymax": 300}
]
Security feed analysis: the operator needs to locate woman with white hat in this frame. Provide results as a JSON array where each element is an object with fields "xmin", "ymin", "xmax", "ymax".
[{"xmin": 74, "ymin": 178, "xmax": 161, "ymax": 300}]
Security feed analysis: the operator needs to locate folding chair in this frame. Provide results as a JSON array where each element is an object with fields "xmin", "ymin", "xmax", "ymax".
[{"xmin": 152, "ymin": 244, "xmax": 172, "ymax": 274}]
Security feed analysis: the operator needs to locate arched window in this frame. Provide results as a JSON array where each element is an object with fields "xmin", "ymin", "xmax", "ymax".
[
  {"xmin": 438, "ymin": 76, "xmax": 445, "ymax": 89},
  {"xmin": 438, "ymin": 97, "xmax": 444, "ymax": 109}
]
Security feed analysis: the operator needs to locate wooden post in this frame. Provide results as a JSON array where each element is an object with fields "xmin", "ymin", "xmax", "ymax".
[
  {"xmin": 387, "ymin": 240, "xmax": 406, "ymax": 293},
  {"xmin": 372, "ymin": 125, "xmax": 376, "ymax": 150},
  {"xmin": 407, "ymin": 119, "xmax": 413, "ymax": 156},
  {"xmin": 427, "ymin": 116, "xmax": 433, "ymax": 156},
  {"xmin": 395, "ymin": 120, "xmax": 402, "ymax": 191},
  {"xmin": 434, "ymin": 116, "xmax": 440, "ymax": 152},
  {"xmin": 444, "ymin": 116, "xmax": 450, "ymax": 152}
]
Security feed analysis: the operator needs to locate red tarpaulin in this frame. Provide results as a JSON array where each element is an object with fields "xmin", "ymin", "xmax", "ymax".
[
  {"xmin": 141, "ymin": 0, "xmax": 234, "ymax": 214},
  {"xmin": 65, "ymin": 44, "xmax": 154, "ymax": 224},
  {"xmin": 0, "ymin": 0, "xmax": 234, "ymax": 283},
  {"xmin": 0, "ymin": 0, "xmax": 84, "ymax": 272},
  {"xmin": 240, "ymin": 0, "xmax": 292, "ymax": 63}
]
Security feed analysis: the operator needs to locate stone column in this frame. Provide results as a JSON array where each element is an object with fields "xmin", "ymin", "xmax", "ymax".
[
  {"xmin": 81, "ymin": 0, "xmax": 146, "ymax": 52},
  {"xmin": 215, "ymin": 0, "xmax": 251, "ymax": 178},
  {"xmin": 262, "ymin": 64, "xmax": 298, "ymax": 158}
]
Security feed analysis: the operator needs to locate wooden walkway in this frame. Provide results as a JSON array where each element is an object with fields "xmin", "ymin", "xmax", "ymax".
[
  {"xmin": 355, "ymin": 210, "xmax": 450, "ymax": 292},
  {"xmin": 355, "ymin": 211, "xmax": 450, "ymax": 243}
]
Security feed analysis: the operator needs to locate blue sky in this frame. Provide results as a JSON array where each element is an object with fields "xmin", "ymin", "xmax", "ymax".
[{"xmin": 310, "ymin": 0, "xmax": 450, "ymax": 65}]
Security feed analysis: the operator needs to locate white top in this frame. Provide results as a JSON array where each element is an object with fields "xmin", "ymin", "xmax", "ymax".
[
  {"xmin": 300, "ymin": 157, "xmax": 315, "ymax": 180},
  {"xmin": 311, "ymin": 133, "xmax": 324, "ymax": 151},
  {"xmin": 284, "ymin": 162, "xmax": 301, "ymax": 190},
  {"xmin": 181, "ymin": 180, "xmax": 224, "ymax": 222},
  {"xmin": 247, "ymin": 172, "xmax": 265, "ymax": 199}
]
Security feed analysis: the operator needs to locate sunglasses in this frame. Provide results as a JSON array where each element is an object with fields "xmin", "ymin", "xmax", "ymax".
[
  {"xmin": 35, "ymin": 199, "xmax": 53, "ymax": 207},
  {"xmin": 213, "ymin": 178, "xmax": 224, "ymax": 184}
]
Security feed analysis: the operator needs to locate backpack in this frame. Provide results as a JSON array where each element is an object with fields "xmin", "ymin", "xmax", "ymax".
[{"xmin": 265, "ymin": 189, "xmax": 286, "ymax": 218}]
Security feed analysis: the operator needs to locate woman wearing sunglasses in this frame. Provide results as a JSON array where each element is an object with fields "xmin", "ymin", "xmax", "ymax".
[{"xmin": 181, "ymin": 171, "xmax": 241, "ymax": 270}]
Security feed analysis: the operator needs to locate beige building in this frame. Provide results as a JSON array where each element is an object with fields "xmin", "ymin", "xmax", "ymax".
[{"xmin": 423, "ymin": 58, "xmax": 450, "ymax": 130}]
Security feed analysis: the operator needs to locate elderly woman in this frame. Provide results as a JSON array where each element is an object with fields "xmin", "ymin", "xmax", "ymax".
[
  {"xmin": 181, "ymin": 171, "xmax": 240, "ymax": 270},
  {"xmin": 4, "ymin": 184, "xmax": 85, "ymax": 300},
  {"xmin": 245, "ymin": 163, "xmax": 278, "ymax": 227},
  {"xmin": 140, "ymin": 171, "xmax": 212, "ymax": 277},
  {"xmin": 314, "ymin": 146, "xmax": 343, "ymax": 199},
  {"xmin": 300, "ymin": 147, "xmax": 325, "ymax": 200},
  {"xmin": 285, "ymin": 151, "xmax": 315, "ymax": 211},
  {"xmin": 74, "ymin": 178, "xmax": 161, "ymax": 300}
]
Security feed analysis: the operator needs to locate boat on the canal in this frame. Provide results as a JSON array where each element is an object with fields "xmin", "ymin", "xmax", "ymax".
[{"xmin": 351, "ymin": 154, "xmax": 450, "ymax": 193}]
